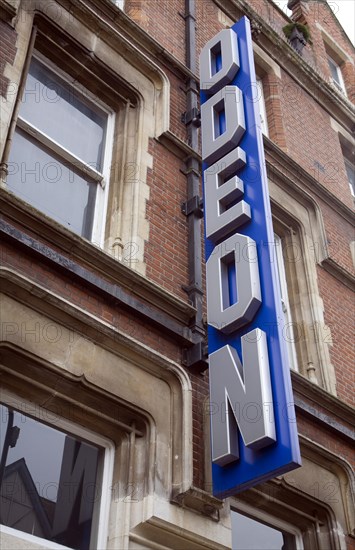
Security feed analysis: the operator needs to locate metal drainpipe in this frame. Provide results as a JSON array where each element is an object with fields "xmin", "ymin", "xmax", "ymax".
[{"xmin": 182, "ymin": 0, "xmax": 207, "ymax": 371}]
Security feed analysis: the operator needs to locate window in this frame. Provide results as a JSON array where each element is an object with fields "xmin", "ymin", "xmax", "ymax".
[
  {"xmin": 6, "ymin": 56, "xmax": 114, "ymax": 244},
  {"xmin": 0, "ymin": 394, "xmax": 114, "ymax": 550},
  {"xmin": 270, "ymin": 198, "xmax": 336, "ymax": 391},
  {"xmin": 231, "ymin": 510, "xmax": 298, "ymax": 550},
  {"xmin": 344, "ymin": 158, "xmax": 355, "ymax": 197},
  {"xmin": 256, "ymin": 76, "xmax": 268, "ymax": 136},
  {"xmin": 327, "ymin": 55, "xmax": 346, "ymax": 95},
  {"xmin": 274, "ymin": 234, "xmax": 298, "ymax": 371},
  {"xmin": 230, "ymin": 467, "xmax": 344, "ymax": 550},
  {"xmin": 337, "ymin": 132, "xmax": 355, "ymax": 199}
]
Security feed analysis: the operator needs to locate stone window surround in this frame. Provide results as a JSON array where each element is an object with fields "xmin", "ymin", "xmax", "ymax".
[
  {"xmin": 1, "ymin": 278, "xmax": 233, "ymax": 548},
  {"xmin": 317, "ymin": 23, "xmax": 352, "ymax": 97},
  {"xmin": 316, "ymin": 23, "xmax": 354, "ymax": 67},
  {"xmin": 229, "ymin": 434, "xmax": 354, "ymax": 550},
  {"xmin": 270, "ymin": 178, "xmax": 337, "ymax": 395},
  {"xmin": 1, "ymin": 1, "xmax": 170, "ymax": 276},
  {"xmin": 0, "ymin": 339, "xmax": 149, "ymax": 550}
]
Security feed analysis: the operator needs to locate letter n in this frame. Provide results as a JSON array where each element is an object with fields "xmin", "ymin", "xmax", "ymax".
[{"xmin": 209, "ymin": 329, "xmax": 275, "ymax": 466}]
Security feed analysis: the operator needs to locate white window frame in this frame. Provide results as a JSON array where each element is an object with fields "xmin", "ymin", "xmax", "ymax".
[
  {"xmin": 256, "ymin": 76, "xmax": 268, "ymax": 137},
  {"xmin": 274, "ymin": 234, "xmax": 298, "ymax": 372},
  {"xmin": 12, "ymin": 52, "xmax": 115, "ymax": 247},
  {"xmin": 231, "ymin": 500, "xmax": 304, "ymax": 550},
  {"xmin": 0, "ymin": 390, "xmax": 115, "ymax": 550},
  {"xmin": 327, "ymin": 55, "xmax": 346, "ymax": 96}
]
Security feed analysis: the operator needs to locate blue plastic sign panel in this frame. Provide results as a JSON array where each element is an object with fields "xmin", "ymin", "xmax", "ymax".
[{"xmin": 200, "ymin": 16, "xmax": 301, "ymax": 498}]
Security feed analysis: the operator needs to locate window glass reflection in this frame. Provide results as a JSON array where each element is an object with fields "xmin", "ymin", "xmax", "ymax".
[
  {"xmin": 0, "ymin": 404, "xmax": 102, "ymax": 550},
  {"xmin": 231, "ymin": 511, "xmax": 292, "ymax": 550},
  {"xmin": 7, "ymin": 129, "xmax": 96, "ymax": 239},
  {"xmin": 20, "ymin": 58, "xmax": 107, "ymax": 171}
]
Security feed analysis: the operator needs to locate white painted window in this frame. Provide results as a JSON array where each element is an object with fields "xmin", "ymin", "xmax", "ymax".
[
  {"xmin": 256, "ymin": 76, "xmax": 268, "ymax": 137},
  {"xmin": 274, "ymin": 234, "xmax": 298, "ymax": 371},
  {"xmin": 0, "ymin": 391, "xmax": 114, "ymax": 550},
  {"xmin": 231, "ymin": 506, "xmax": 303, "ymax": 549},
  {"xmin": 7, "ymin": 55, "xmax": 114, "ymax": 246},
  {"xmin": 327, "ymin": 55, "xmax": 346, "ymax": 95},
  {"xmin": 344, "ymin": 157, "xmax": 355, "ymax": 197}
]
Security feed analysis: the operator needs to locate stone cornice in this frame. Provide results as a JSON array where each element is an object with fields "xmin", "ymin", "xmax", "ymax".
[
  {"xmin": 291, "ymin": 370, "xmax": 355, "ymax": 442},
  {"xmin": 158, "ymin": 131, "xmax": 201, "ymax": 162},
  {"xmin": 0, "ymin": 189, "xmax": 196, "ymax": 330},
  {"xmin": 321, "ymin": 257, "xmax": 355, "ymax": 291}
]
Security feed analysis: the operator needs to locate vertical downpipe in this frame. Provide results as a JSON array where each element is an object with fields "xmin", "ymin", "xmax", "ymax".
[{"xmin": 185, "ymin": 0, "xmax": 204, "ymax": 337}]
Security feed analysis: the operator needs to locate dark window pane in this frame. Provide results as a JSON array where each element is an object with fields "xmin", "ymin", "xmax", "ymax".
[
  {"xmin": 0, "ymin": 404, "xmax": 102, "ymax": 550},
  {"xmin": 20, "ymin": 58, "xmax": 107, "ymax": 171},
  {"xmin": 7, "ymin": 128, "xmax": 96, "ymax": 239},
  {"xmin": 231, "ymin": 511, "xmax": 293, "ymax": 550}
]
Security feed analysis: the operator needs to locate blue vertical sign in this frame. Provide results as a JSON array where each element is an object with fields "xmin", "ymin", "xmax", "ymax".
[{"xmin": 200, "ymin": 17, "xmax": 301, "ymax": 498}]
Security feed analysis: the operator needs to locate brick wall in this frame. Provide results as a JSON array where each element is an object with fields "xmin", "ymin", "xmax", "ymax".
[
  {"xmin": 0, "ymin": 0, "xmax": 353, "ymax": 540},
  {"xmin": 126, "ymin": 0, "xmax": 186, "ymax": 64},
  {"xmin": 320, "ymin": 201, "xmax": 355, "ymax": 275},
  {"xmin": 317, "ymin": 267, "xmax": 354, "ymax": 407},
  {"xmin": 145, "ymin": 139, "xmax": 189, "ymax": 299},
  {"xmin": 289, "ymin": 0, "xmax": 355, "ymax": 94},
  {"xmin": 278, "ymin": 69, "xmax": 354, "ymax": 208}
]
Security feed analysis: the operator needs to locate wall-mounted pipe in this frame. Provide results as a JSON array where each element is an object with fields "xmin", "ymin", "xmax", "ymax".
[{"xmin": 181, "ymin": 0, "xmax": 208, "ymax": 371}]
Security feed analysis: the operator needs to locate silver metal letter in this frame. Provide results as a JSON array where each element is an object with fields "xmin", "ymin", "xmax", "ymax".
[
  {"xmin": 201, "ymin": 86, "xmax": 245, "ymax": 165},
  {"xmin": 209, "ymin": 329, "xmax": 276, "ymax": 466},
  {"xmin": 204, "ymin": 147, "xmax": 251, "ymax": 242},
  {"xmin": 206, "ymin": 233, "xmax": 261, "ymax": 334},
  {"xmin": 200, "ymin": 28, "xmax": 240, "ymax": 95}
]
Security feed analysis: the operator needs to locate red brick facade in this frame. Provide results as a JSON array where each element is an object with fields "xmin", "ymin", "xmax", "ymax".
[{"xmin": 0, "ymin": 0, "xmax": 354, "ymax": 549}]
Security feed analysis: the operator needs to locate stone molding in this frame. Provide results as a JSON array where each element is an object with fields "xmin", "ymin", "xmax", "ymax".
[{"xmin": 0, "ymin": 190, "xmax": 196, "ymax": 328}]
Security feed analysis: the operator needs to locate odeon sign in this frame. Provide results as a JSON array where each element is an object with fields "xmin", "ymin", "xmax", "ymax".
[{"xmin": 200, "ymin": 17, "xmax": 301, "ymax": 498}]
